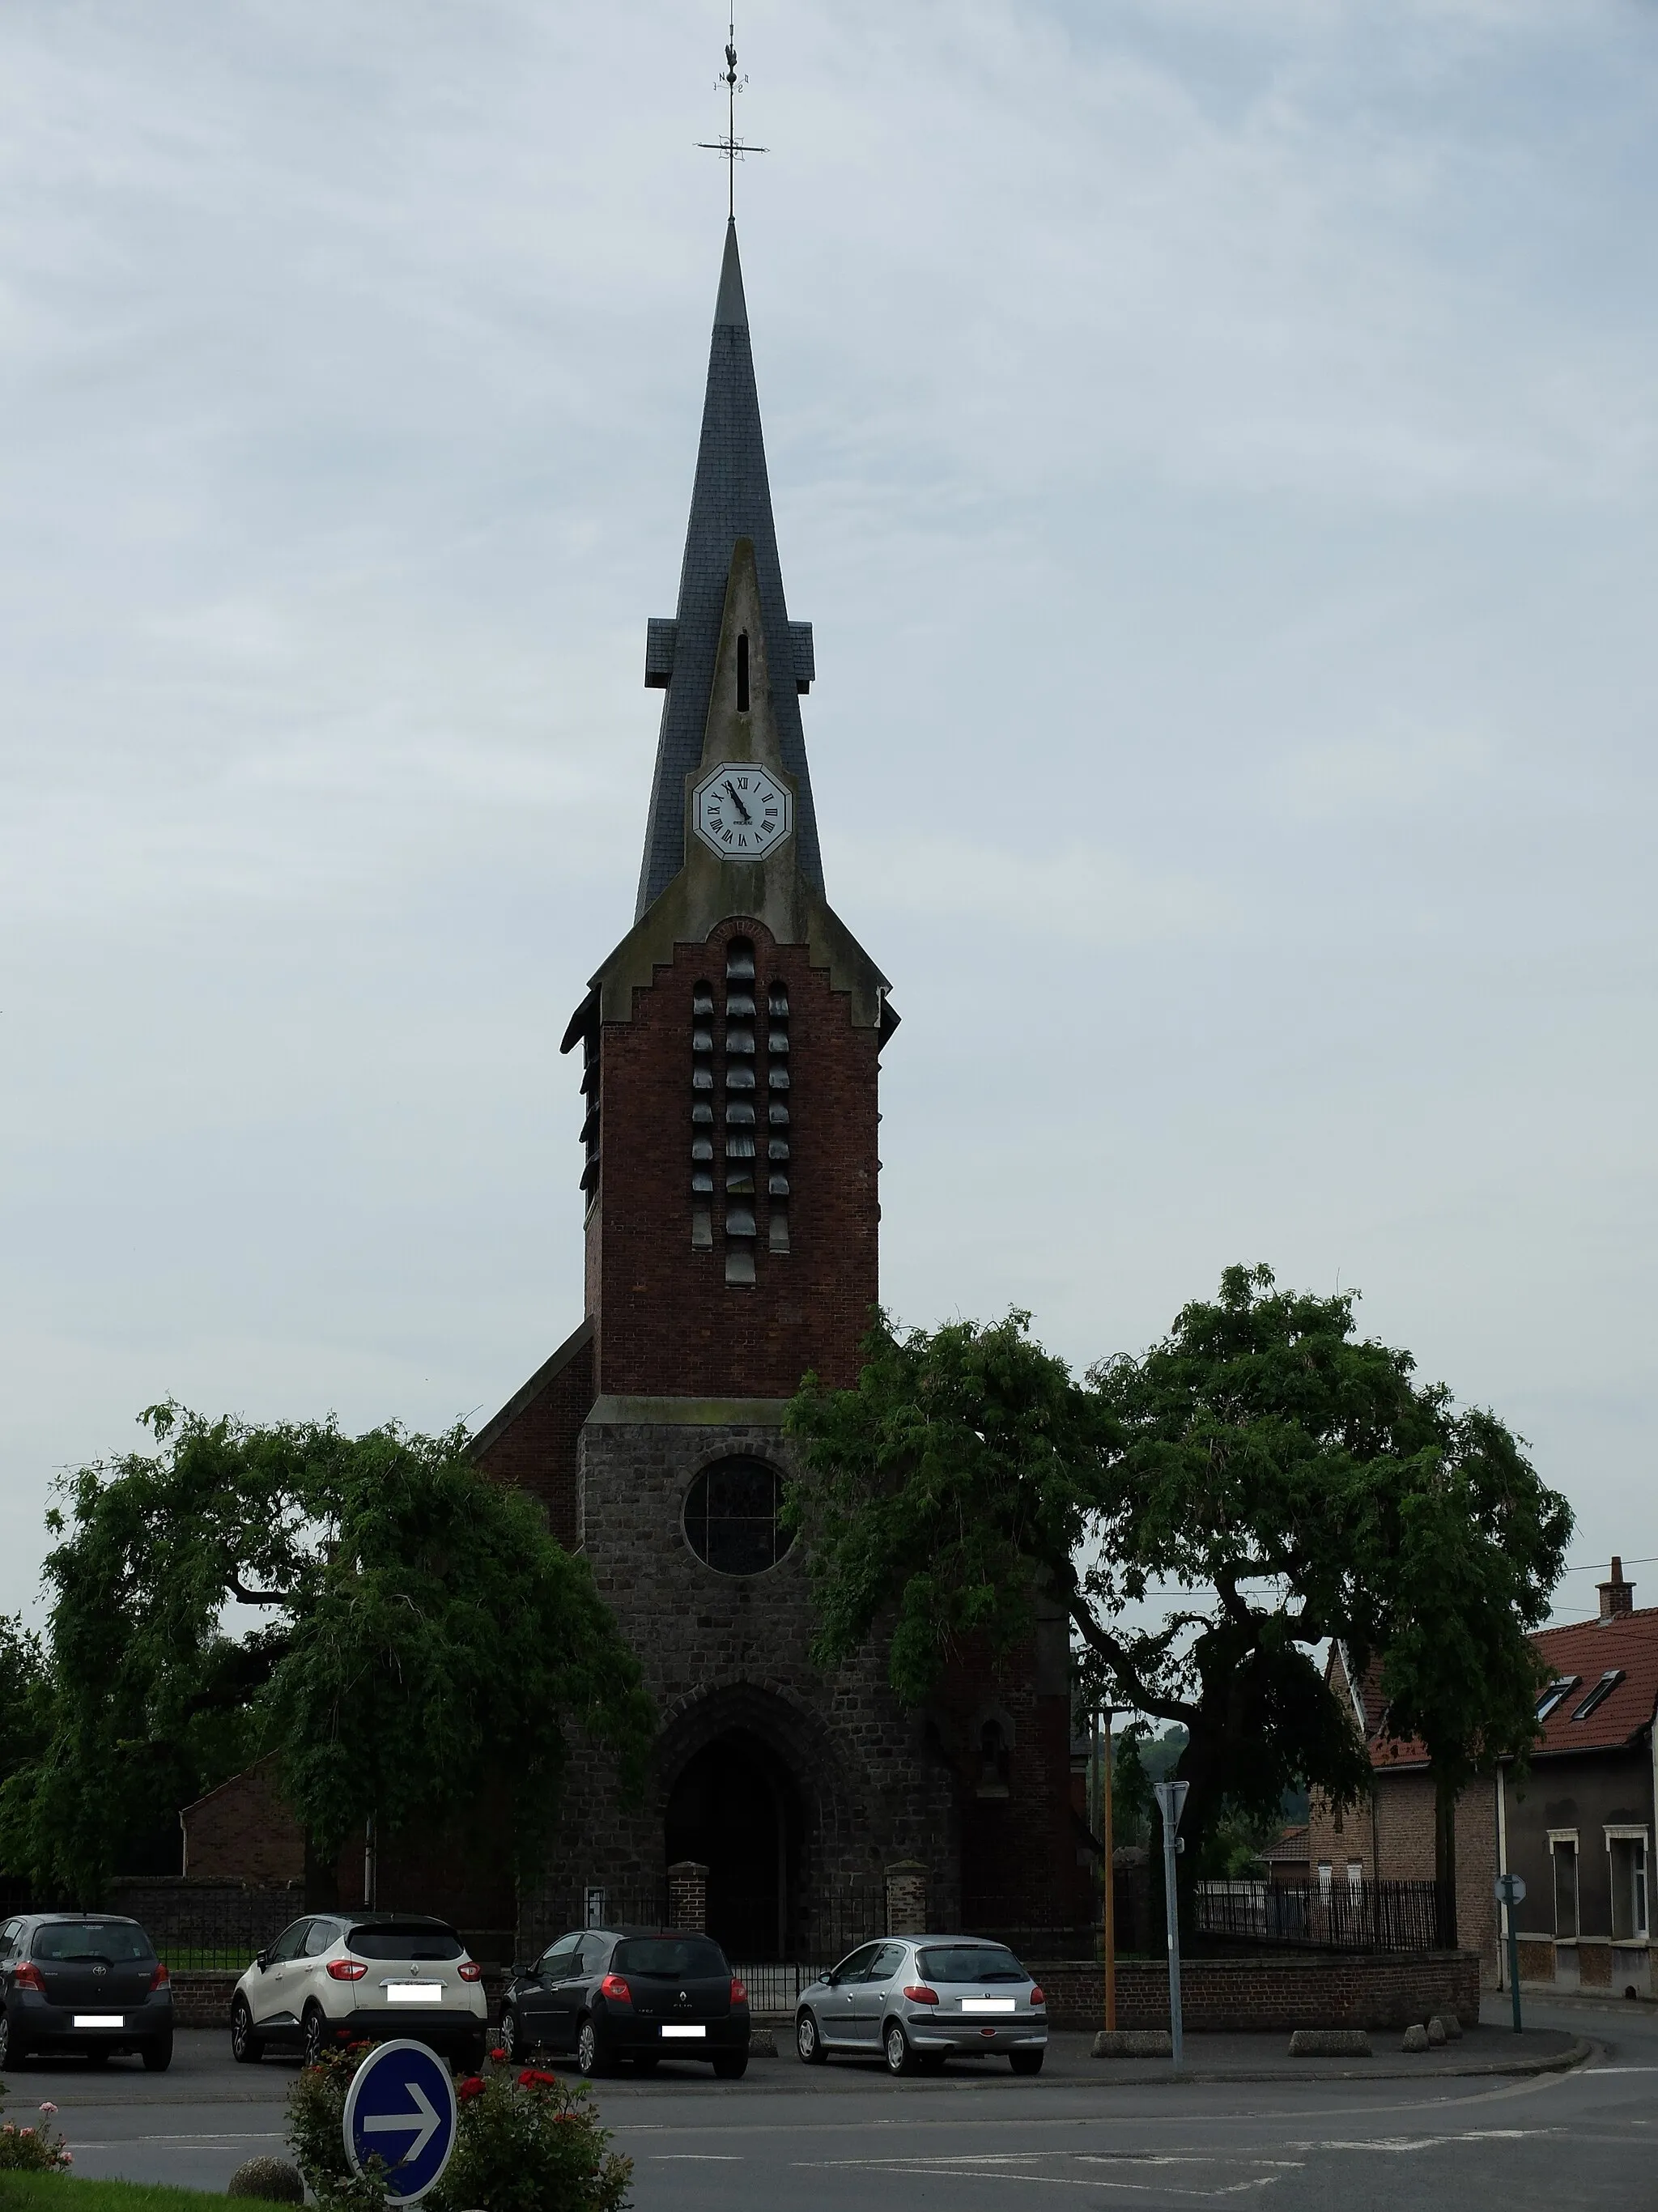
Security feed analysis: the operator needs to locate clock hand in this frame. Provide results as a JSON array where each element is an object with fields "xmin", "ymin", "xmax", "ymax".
[{"xmin": 723, "ymin": 780, "xmax": 753, "ymax": 824}]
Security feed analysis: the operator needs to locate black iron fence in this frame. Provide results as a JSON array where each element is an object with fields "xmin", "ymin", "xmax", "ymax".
[{"xmin": 1195, "ymin": 1878, "xmax": 1444, "ymax": 1952}]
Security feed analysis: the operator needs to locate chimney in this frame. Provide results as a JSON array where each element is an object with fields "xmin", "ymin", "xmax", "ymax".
[{"xmin": 1597, "ymin": 1556, "xmax": 1635, "ymax": 1621}]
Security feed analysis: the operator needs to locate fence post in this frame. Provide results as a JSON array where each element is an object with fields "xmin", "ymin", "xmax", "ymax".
[
  {"xmin": 667, "ymin": 1861, "xmax": 708, "ymax": 1933},
  {"xmin": 885, "ymin": 1861, "xmax": 929, "ymax": 1937}
]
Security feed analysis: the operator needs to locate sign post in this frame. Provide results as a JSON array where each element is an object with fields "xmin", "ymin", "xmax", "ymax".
[
  {"xmin": 1100, "ymin": 1708, "xmax": 1116, "ymax": 2035},
  {"xmin": 342, "ymin": 2041, "xmax": 458, "ymax": 2206},
  {"xmin": 1154, "ymin": 1779, "xmax": 1189, "ymax": 2070},
  {"xmin": 1494, "ymin": 1872, "xmax": 1526, "ymax": 2033}
]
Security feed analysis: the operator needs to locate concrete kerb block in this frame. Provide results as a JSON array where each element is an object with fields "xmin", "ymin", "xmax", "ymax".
[
  {"xmin": 1287, "ymin": 2029, "xmax": 1372, "ymax": 2058},
  {"xmin": 1431, "ymin": 2011, "xmax": 1463, "ymax": 2040},
  {"xmin": 1093, "ymin": 2029, "xmax": 1173, "ymax": 2059},
  {"xmin": 1426, "ymin": 2016, "xmax": 1448, "ymax": 2046},
  {"xmin": 1401, "ymin": 2023, "xmax": 1431, "ymax": 2052}
]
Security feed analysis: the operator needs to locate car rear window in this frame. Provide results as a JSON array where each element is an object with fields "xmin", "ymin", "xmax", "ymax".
[
  {"xmin": 612, "ymin": 1937, "xmax": 728, "ymax": 1978},
  {"xmin": 346, "ymin": 1923, "xmax": 463, "ymax": 1961},
  {"xmin": 33, "ymin": 1922, "xmax": 154, "ymax": 1963},
  {"xmin": 916, "ymin": 1944, "xmax": 1024, "ymax": 1984}
]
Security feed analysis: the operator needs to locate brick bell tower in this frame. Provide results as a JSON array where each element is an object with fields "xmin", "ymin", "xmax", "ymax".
[{"xmin": 474, "ymin": 221, "xmax": 1082, "ymax": 1962}]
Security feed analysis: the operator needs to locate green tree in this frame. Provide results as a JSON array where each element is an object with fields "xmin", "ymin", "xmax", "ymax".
[
  {"xmin": 3, "ymin": 1407, "xmax": 653, "ymax": 1906},
  {"xmin": 786, "ymin": 1268, "xmax": 1571, "ymax": 1929}
]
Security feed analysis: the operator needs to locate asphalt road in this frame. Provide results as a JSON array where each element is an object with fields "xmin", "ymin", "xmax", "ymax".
[{"xmin": 9, "ymin": 1995, "xmax": 1652, "ymax": 2210}]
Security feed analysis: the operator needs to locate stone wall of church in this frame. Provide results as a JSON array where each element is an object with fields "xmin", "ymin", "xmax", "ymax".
[{"xmin": 517, "ymin": 1415, "xmax": 959, "ymax": 1958}]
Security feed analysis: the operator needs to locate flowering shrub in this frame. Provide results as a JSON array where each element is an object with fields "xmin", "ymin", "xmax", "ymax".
[
  {"xmin": 286, "ymin": 2042, "xmax": 631, "ymax": 2212},
  {"xmin": 0, "ymin": 2092, "xmax": 73, "ymax": 2172},
  {"xmin": 427, "ymin": 2064, "xmax": 630, "ymax": 2212},
  {"xmin": 286, "ymin": 2044, "xmax": 390, "ymax": 2212}
]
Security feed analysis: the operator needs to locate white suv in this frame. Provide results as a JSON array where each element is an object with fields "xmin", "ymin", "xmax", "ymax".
[{"xmin": 230, "ymin": 1912, "xmax": 488, "ymax": 2069}]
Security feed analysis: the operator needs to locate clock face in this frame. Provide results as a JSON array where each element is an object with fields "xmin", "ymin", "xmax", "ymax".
[{"xmin": 692, "ymin": 762, "xmax": 793, "ymax": 861}]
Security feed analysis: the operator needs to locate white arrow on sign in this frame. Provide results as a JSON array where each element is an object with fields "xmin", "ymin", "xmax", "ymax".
[{"xmin": 362, "ymin": 2080, "xmax": 440, "ymax": 2164}]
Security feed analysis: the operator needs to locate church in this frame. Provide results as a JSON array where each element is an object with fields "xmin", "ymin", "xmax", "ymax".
[{"xmin": 468, "ymin": 218, "xmax": 1088, "ymax": 1965}]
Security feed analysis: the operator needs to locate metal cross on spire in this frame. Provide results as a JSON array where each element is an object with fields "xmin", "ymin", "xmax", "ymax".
[{"xmin": 697, "ymin": 15, "xmax": 767, "ymax": 219}]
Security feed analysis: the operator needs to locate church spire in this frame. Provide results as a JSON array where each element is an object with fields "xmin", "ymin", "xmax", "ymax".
[{"xmin": 636, "ymin": 221, "xmax": 822, "ymax": 919}]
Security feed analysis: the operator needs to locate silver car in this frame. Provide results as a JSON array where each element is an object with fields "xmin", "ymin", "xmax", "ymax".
[{"xmin": 794, "ymin": 1936, "xmax": 1047, "ymax": 2075}]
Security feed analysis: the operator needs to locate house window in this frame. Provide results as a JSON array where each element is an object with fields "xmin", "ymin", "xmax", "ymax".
[
  {"xmin": 1316, "ymin": 1861, "xmax": 1333, "ymax": 1903},
  {"xmin": 1346, "ymin": 1861, "xmax": 1364, "ymax": 1895},
  {"xmin": 737, "ymin": 630, "xmax": 750, "ymax": 713},
  {"xmin": 1551, "ymin": 1836, "xmax": 1579, "ymax": 1938},
  {"xmin": 1608, "ymin": 1832, "xmax": 1650, "ymax": 1941}
]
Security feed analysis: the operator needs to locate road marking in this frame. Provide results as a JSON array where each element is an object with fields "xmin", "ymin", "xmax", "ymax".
[
  {"xmin": 652, "ymin": 2153, "xmax": 744, "ymax": 2160},
  {"xmin": 1286, "ymin": 2129, "xmax": 1550, "ymax": 2153}
]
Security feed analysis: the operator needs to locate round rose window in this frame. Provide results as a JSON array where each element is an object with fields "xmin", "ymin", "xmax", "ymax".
[{"xmin": 682, "ymin": 1457, "xmax": 793, "ymax": 1576}]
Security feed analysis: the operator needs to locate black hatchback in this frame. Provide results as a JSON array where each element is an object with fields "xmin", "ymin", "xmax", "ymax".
[
  {"xmin": 500, "ymin": 1929, "xmax": 750, "ymax": 2078},
  {"xmin": 0, "ymin": 1912, "xmax": 173, "ymax": 2070}
]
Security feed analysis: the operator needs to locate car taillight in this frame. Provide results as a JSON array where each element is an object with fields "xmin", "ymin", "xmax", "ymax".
[
  {"xmin": 458, "ymin": 1961, "xmax": 483, "ymax": 1982},
  {"xmin": 729, "ymin": 1976, "xmax": 747, "ymax": 2006},
  {"xmin": 1029, "ymin": 1985, "xmax": 1045, "ymax": 2008},
  {"xmin": 327, "ymin": 1959, "xmax": 368, "ymax": 1981},
  {"xmin": 598, "ymin": 1973, "xmax": 631, "ymax": 2003},
  {"xmin": 13, "ymin": 1963, "xmax": 45, "ymax": 1994},
  {"xmin": 149, "ymin": 1962, "xmax": 170, "ymax": 1991},
  {"xmin": 902, "ymin": 1984, "xmax": 939, "ymax": 2006}
]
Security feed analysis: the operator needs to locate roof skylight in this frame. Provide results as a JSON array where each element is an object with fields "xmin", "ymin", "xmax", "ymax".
[
  {"xmin": 1536, "ymin": 1677, "xmax": 1579, "ymax": 1721},
  {"xmin": 1569, "ymin": 1670, "xmax": 1625, "ymax": 1722}
]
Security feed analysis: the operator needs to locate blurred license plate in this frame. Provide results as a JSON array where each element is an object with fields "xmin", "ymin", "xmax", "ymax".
[
  {"xmin": 961, "ymin": 1999, "xmax": 1015, "ymax": 2014},
  {"xmin": 74, "ymin": 2014, "xmax": 124, "ymax": 2027},
  {"xmin": 387, "ymin": 1984, "xmax": 443, "ymax": 2003},
  {"xmin": 661, "ymin": 2024, "xmax": 706, "ymax": 2039}
]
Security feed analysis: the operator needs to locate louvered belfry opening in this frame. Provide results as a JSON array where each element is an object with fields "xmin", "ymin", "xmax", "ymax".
[
  {"xmin": 723, "ymin": 938, "xmax": 759, "ymax": 1283},
  {"xmin": 579, "ymin": 1024, "xmax": 601, "ymax": 1215},
  {"xmin": 767, "ymin": 981, "xmax": 790, "ymax": 1251},
  {"xmin": 690, "ymin": 979, "xmax": 716, "ymax": 1249}
]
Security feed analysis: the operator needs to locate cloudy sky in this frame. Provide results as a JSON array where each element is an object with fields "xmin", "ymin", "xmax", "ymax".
[{"xmin": 3, "ymin": 0, "xmax": 1655, "ymax": 1630}]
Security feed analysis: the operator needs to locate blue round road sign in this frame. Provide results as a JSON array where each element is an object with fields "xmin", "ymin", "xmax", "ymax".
[{"xmin": 342, "ymin": 2040, "xmax": 458, "ymax": 2204}]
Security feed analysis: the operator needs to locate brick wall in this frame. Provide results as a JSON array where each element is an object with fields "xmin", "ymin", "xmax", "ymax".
[
  {"xmin": 471, "ymin": 1326, "xmax": 594, "ymax": 1551},
  {"xmin": 588, "ymin": 917, "xmax": 879, "ymax": 1400},
  {"xmin": 1031, "ymin": 1950, "xmax": 1481, "ymax": 2031},
  {"xmin": 181, "ymin": 1758, "xmax": 305, "ymax": 1886}
]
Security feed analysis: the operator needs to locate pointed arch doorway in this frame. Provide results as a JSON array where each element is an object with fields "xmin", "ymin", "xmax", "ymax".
[{"xmin": 664, "ymin": 1727, "xmax": 802, "ymax": 1960}]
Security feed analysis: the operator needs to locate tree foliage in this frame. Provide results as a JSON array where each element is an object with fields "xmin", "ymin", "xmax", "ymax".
[
  {"xmin": 786, "ymin": 1266, "xmax": 1572, "ymax": 1908},
  {"xmin": 2, "ymin": 1407, "xmax": 653, "ymax": 1905}
]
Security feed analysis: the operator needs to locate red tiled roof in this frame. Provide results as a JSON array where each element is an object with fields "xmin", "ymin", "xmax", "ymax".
[
  {"xmin": 1359, "ymin": 1606, "xmax": 1658, "ymax": 1772},
  {"xmin": 1261, "ymin": 1823, "xmax": 1310, "ymax": 1862}
]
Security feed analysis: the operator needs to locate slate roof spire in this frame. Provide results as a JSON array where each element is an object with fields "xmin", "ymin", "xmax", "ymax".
[{"xmin": 636, "ymin": 219, "xmax": 823, "ymax": 919}]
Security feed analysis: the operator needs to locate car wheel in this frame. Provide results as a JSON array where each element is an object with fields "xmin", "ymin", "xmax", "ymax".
[
  {"xmin": 884, "ymin": 2021, "xmax": 916, "ymax": 2076},
  {"xmin": 0, "ymin": 2011, "xmax": 19, "ymax": 2068},
  {"xmin": 142, "ymin": 2034, "xmax": 174, "ymax": 2074},
  {"xmin": 576, "ymin": 2017, "xmax": 610, "ymax": 2078},
  {"xmin": 230, "ymin": 1997, "xmax": 265, "ymax": 2065},
  {"xmin": 795, "ymin": 2010, "xmax": 826, "ymax": 2065},
  {"xmin": 712, "ymin": 2051, "xmax": 748, "ymax": 2080},
  {"xmin": 1009, "ymin": 2048, "xmax": 1044, "ymax": 2076},
  {"xmin": 302, "ymin": 2006, "xmax": 329, "ymax": 2069},
  {"xmin": 499, "ymin": 2006, "xmax": 521, "ymax": 2063}
]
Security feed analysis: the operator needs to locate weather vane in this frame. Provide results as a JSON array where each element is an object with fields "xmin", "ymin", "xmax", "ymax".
[{"xmin": 697, "ymin": 15, "xmax": 767, "ymax": 220}]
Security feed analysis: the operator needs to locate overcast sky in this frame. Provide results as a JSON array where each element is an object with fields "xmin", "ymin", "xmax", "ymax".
[{"xmin": 4, "ymin": 0, "xmax": 1656, "ymax": 1631}]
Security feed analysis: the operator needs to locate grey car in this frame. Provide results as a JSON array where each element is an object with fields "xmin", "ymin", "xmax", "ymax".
[
  {"xmin": 0, "ymin": 1912, "xmax": 173, "ymax": 2070},
  {"xmin": 794, "ymin": 1936, "xmax": 1047, "ymax": 2075}
]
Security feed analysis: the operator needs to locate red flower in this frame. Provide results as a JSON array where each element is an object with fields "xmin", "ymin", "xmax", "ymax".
[
  {"xmin": 457, "ymin": 2077, "xmax": 486, "ymax": 2103},
  {"xmin": 487, "ymin": 2046, "xmax": 508, "ymax": 2065},
  {"xmin": 517, "ymin": 2069, "xmax": 559, "ymax": 2090}
]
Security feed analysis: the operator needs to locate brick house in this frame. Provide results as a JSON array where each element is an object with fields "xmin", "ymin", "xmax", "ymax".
[
  {"xmin": 1308, "ymin": 1559, "xmax": 1658, "ymax": 1995},
  {"xmin": 1307, "ymin": 1648, "xmax": 1500, "ymax": 1980},
  {"xmin": 1499, "ymin": 1560, "xmax": 1656, "ymax": 1998}
]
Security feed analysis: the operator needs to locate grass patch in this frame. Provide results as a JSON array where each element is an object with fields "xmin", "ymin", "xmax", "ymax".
[{"xmin": 0, "ymin": 2177, "xmax": 293, "ymax": 2212}]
